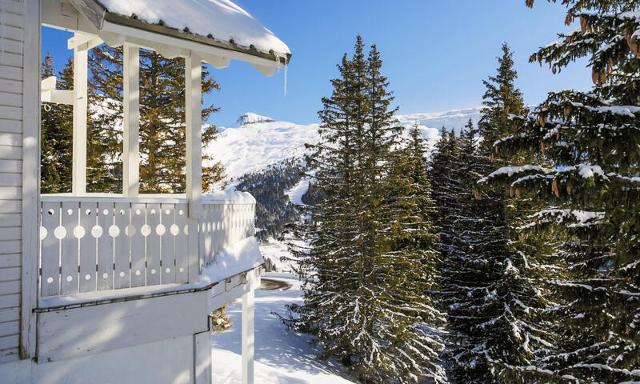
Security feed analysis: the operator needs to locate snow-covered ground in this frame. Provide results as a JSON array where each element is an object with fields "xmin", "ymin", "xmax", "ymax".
[
  {"xmin": 260, "ymin": 238, "xmax": 297, "ymax": 274},
  {"xmin": 285, "ymin": 177, "xmax": 311, "ymax": 206},
  {"xmin": 211, "ymin": 273, "xmax": 356, "ymax": 384},
  {"xmin": 207, "ymin": 109, "xmax": 481, "ymax": 179}
]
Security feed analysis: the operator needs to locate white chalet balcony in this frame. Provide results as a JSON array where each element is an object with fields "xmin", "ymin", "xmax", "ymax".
[
  {"xmin": 0, "ymin": 1, "xmax": 290, "ymax": 383},
  {"xmin": 37, "ymin": 192, "xmax": 257, "ymax": 302}
]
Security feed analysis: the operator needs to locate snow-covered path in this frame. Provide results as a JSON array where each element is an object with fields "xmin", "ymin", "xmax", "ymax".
[{"xmin": 211, "ymin": 273, "xmax": 356, "ymax": 384}]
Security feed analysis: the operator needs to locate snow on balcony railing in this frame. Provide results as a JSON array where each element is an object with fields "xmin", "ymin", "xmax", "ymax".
[
  {"xmin": 198, "ymin": 192, "xmax": 256, "ymax": 269},
  {"xmin": 38, "ymin": 192, "xmax": 256, "ymax": 299}
]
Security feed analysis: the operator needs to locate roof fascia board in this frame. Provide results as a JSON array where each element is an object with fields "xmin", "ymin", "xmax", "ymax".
[{"xmin": 103, "ymin": 12, "xmax": 289, "ymax": 65}]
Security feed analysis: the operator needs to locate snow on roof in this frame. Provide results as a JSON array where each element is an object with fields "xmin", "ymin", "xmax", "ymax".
[{"xmin": 95, "ymin": 0, "xmax": 290, "ymax": 59}]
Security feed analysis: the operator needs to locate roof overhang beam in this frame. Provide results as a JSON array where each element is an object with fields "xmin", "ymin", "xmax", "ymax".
[{"xmin": 67, "ymin": 32, "xmax": 103, "ymax": 50}]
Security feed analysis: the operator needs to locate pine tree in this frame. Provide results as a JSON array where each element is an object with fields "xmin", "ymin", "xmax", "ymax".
[
  {"xmin": 438, "ymin": 45, "xmax": 555, "ymax": 384},
  {"xmin": 434, "ymin": 122, "xmax": 524, "ymax": 383},
  {"xmin": 430, "ymin": 128, "xmax": 462, "ymax": 263},
  {"xmin": 482, "ymin": 1, "xmax": 640, "ymax": 381},
  {"xmin": 388, "ymin": 123, "xmax": 445, "ymax": 381},
  {"xmin": 289, "ymin": 37, "xmax": 445, "ymax": 383},
  {"xmin": 437, "ymin": 121, "xmax": 497, "ymax": 383},
  {"xmin": 399, "ymin": 124, "xmax": 437, "ymax": 230},
  {"xmin": 88, "ymin": 45, "xmax": 224, "ymax": 193},
  {"xmin": 474, "ymin": 45, "xmax": 557, "ymax": 383},
  {"xmin": 40, "ymin": 54, "xmax": 73, "ymax": 193},
  {"xmin": 478, "ymin": 44, "xmax": 527, "ymax": 156},
  {"xmin": 138, "ymin": 49, "xmax": 222, "ymax": 192},
  {"xmin": 87, "ymin": 47, "xmax": 122, "ymax": 192}
]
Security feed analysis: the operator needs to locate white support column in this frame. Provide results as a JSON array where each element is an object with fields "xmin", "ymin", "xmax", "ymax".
[
  {"xmin": 21, "ymin": 0, "xmax": 41, "ymax": 358},
  {"xmin": 185, "ymin": 52, "xmax": 203, "ymax": 282},
  {"xmin": 194, "ymin": 331, "xmax": 212, "ymax": 384},
  {"xmin": 242, "ymin": 270, "xmax": 256, "ymax": 384},
  {"xmin": 72, "ymin": 38, "xmax": 88, "ymax": 194},
  {"xmin": 123, "ymin": 43, "xmax": 140, "ymax": 197}
]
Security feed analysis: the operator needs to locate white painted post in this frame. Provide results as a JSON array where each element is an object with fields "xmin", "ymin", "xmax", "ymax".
[
  {"xmin": 194, "ymin": 331, "xmax": 212, "ymax": 384},
  {"xmin": 72, "ymin": 37, "xmax": 88, "ymax": 194},
  {"xmin": 21, "ymin": 0, "xmax": 41, "ymax": 358},
  {"xmin": 123, "ymin": 43, "xmax": 140, "ymax": 197},
  {"xmin": 241, "ymin": 270, "xmax": 256, "ymax": 384},
  {"xmin": 185, "ymin": 52, "xmax": 203, "ymax": 282}
]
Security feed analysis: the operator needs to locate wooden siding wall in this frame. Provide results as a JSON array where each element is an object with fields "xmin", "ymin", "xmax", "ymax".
[{"xmin": 0, "ymin": 0, "xmax": 25, "ymax": 363}]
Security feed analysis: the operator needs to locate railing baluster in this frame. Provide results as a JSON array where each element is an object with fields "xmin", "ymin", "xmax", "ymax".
[
  {"xmin": 130, "ymin": 203, "xmax": 146, "ymax": 287},
  {"xmin": 60, "ymin": 201, "xmax": 79, "ymax": 295},
  {"xmin": 114, "ymin": 202, "xmax": 130, "ymax": 289},
  {"xmin": 147, "ymin": 203, "xmax": 161, "ymax": 286},
  {"xmin": 174, "ymin": 203, "xmax": 189, "ymax": 283},
  {"xmin": 40, "ymin": 201, "xmax": 61, "ymax": 297},
  {"xmin": 204, "ymin": 205, "xmax": 213, "ymax": 265},
  {"xmin": 79, "ymin": 201, "xmax": 98, "ymax": 293},
  {"xmin": 97, "ymin": 202, "xmax": 114, "ymax": 291},
  {"xmin": 213, "ymin": 204, "xmax": 221, "ymax": 258},
  {"xmin": 161, "ymin": 203, "xmax": 176, "ymax": 284}
]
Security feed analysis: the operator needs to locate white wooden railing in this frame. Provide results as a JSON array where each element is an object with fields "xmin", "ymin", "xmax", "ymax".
[
  {"xmin": 198, "ymin": 195, "xmax": 256, "ymax": 268},
  {"xmin": 38, "ymin": 193, "xmax": 256, "ymax": 298}
]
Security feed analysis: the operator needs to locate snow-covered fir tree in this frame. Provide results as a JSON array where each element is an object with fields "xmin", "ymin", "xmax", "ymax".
[
  {"xmin": 429, "ymin": 128, "xmax": 462, "ymax": 264},
  {"xmin": 429, "ymin": 127, "xmax": 492, "ymax": 384},
  {"xmin": 475, "ymin": 45, "xmax": 556, "ymax": 383},
  {"xmin": 430, "ymin": 127, "xmax": 472, "ymax": 381},
  {"xmin": 389, "ymin": 123, "xmax": 444, "ymax": 379},
  {"xmin": 435, "ymin": 120, "xmax": 545, "ymax": 383},
  {"xmin": 482, "ymin": 0, "xmax": 640, "ymax": 381},
  {"xmin": 437, "ymin": 45, "xmax": 556, "ymax": 383},
  {"xmin": 289, "ymin": 37, "xmax": 445, "ymax": 383},
  {"xmin": 40, "ymin": 54, "xmax": 73, "ymax": 193}
]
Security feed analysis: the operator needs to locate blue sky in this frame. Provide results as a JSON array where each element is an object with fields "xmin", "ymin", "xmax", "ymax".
[{"xmin": 42, "ymin": 0, "xmax": 590, "ymax": 127}]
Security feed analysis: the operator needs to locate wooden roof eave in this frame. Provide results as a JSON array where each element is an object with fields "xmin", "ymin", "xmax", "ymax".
[{"xmin": 68, "ymin": 0, "xmax": 291, "ymax": 75}]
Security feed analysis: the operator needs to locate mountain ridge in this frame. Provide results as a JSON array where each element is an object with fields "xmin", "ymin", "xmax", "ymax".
[{"xmin": 206, "ymin": 107, "xmax": 482, "ymax": 180}]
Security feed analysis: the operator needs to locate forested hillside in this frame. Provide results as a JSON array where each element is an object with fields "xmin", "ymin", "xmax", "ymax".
[{"xmin": 235, "ymin": 158, "xmax": 306, "ymax": 240}]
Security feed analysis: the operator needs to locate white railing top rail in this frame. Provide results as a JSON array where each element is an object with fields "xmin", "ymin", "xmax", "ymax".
[
  {"xmin": 41, "ymin": 193, "xmax": 188, "ymax": 204},
  {"xmin": 41, "ymin": 191, "xmax": 256, "ymax": 205}
]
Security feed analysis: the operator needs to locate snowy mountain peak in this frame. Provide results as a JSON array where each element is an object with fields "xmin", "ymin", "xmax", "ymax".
[{"xmin": 237, "ymin": 112, "xmax": 275, "ymax": 126}]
